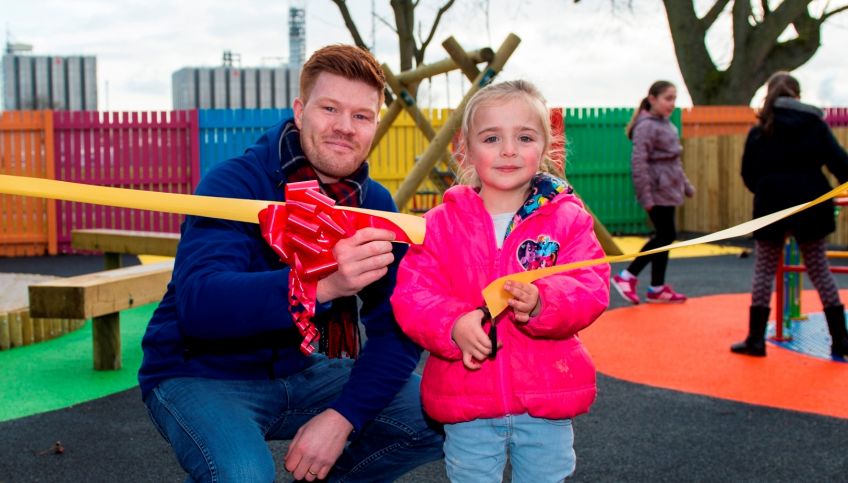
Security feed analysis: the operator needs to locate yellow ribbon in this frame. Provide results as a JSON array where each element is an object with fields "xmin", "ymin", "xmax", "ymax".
[
  {"xmin": 0, "ymin": 175, "xmax": 425, "ymax": 244},
  {"xmin": 482, "ymin": 180, "xmax": 848, "ymax": 316},
  {"xmin": 2, "ymin": 174, "xmax": 846, "ymax": 318}
]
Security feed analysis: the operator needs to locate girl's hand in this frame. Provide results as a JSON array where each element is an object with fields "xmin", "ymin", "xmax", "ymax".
[
  {"xmin": 504, "ymin": 281, "xmax": 540, "ymax": 324},
  {"xmin": 451, "ymin": 309, "xmax": 493, "ymax": 370}
]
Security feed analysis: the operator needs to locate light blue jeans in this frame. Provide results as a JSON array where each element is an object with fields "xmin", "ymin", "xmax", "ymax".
[
  {"xmin": 444, "ymin": 413, "xmax": 575, "ymax": 483},
  {"xmin": 144, "ymin": 355, "xmax": 443, "ymax": 482}
]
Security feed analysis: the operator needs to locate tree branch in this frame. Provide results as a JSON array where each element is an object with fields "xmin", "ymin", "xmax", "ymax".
[
  {"xmin": 330, "ymin": 0, "xmax": 370, "ymax": 50},
  {"xmin": 752, "ymin": 0, "xmax": 814, "ymax": 47},
  {"xmin": 700, "ymin": 0, "xmax": 732, "ymax": 30},
  {"xmin": 374, "ymin": 13, "xmax": 397, "ymax": 33},
  {"xmin": 822, "ymin": 5, "xmax": 848, "ymax": 22},
  {"xmin": 418, "ymin": 0, "xmax": 456, "ymax": 62}
]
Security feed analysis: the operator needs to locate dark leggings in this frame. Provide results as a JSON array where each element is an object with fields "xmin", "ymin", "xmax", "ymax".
[
  {"xmin": 627, "ymin": 206, "xmax": 677, "ymax": 287},
  {"xmin": 627, "ymin": 205, "xmax": 677, "ymax": 286},
  {"xmin": 751, "ymin": 237, "xmax": 842, "ymax": 308}
]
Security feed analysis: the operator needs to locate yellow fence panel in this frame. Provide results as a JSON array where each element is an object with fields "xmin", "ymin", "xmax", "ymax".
[{"xmin": 369, "ymin": 108, "xmax": 453, "ymax": 214}]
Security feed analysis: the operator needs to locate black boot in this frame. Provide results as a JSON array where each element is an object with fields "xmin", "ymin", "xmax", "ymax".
[
  {"xmin": 730, "ymin": 306, "xmax": 770, "ymax": 357},
  {"xmin": 824, "ymin": 305, "xmax": 848, "ymax": 358}
]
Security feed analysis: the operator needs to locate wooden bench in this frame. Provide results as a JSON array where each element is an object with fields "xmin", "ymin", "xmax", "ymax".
[
  {"xmin": 27, "ymin": 229, "xmax": 179, "ymax": 370},
  {"xmin": 28, "ymin": 260, "xmax": 174, "ymax": 370},
  {"xmin": 72, "ymin": 228, "xmax": 180, "ymax": 268}
]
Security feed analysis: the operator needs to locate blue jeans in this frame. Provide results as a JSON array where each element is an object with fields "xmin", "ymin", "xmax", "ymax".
[
  {"xmin": 444, "ymin": 413, "xmax": 575, "ymax": 482},
  {"xmin": 144, "ymin": 355, "xmax": 443, "ymax": 482}
]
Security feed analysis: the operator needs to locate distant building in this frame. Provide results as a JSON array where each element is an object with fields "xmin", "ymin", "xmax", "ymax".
[
  {"xmin": 289, "ymin": 5, "xmax": 306, "ymax": 69},
  {"xmin": 171, "ymin": 64, "xmax": 298, "ymax": 109},
  {"xmin": 1, "ymin": 43, "xmax": 97, "ymax": 111},
  {"xmin": 172, "ymin": 4, "xmax": 306, "ymax": 110}
]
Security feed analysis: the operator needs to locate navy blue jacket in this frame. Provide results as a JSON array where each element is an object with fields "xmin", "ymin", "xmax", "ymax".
[
  {"xmin": 742, "ymin": 98, "xmax": 848, "ymax": 242},
  {"xmin": 138, "ymin": 120, "xmax": 420, "ymax": 432}
]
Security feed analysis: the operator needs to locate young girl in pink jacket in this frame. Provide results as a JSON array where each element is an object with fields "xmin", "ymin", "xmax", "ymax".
[{"xmin": 391, "ymin": 80, "xmax": 610, "ymax": 482}]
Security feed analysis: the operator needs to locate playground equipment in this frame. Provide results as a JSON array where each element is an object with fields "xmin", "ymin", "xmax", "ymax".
[
  {"xmin": 374, "ymin": 33, "xmax": 622, "ymax": 255},
  {"xmin": 774, "ymin": 195, "xmax": 848, "ymax": 341},
  {"xmin": 373, "ymin": 34, "xmax": 521, "ymax": 209}
]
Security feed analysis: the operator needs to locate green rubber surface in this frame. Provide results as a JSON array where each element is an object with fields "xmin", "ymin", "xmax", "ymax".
[{"xmin": 0, "ymin": 303, "xmax": 156, "ymax": 422}]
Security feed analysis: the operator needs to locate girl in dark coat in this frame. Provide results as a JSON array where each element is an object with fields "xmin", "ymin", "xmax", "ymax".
[{"xmin": 731, "ymin": 71, "xmax": 848, "ymax": 359}]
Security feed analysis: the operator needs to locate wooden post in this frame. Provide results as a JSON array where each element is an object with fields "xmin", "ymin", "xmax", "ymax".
[
  {"xmin": 383, "ymin": 65, "xmax": 458, "ymax": 188},
  {"xmin": 44, "ymin": 110, "xmax": 58, "ymax": 255},
  {"xmin": 105, "ymin": 252, "xmax": 122, "ymax": 270},
  {"xmin": 92, "ymin": 313, "xmax": 121, "ymax": 370},
  {"xmin": 370, "ymin": 99, "xmax": 404, "ymax": 154},
  {"xmin": 394, "ymin": 34, "xmax": 522, "ymax": 210},
  {"xmin": 395, "ymin": 48, "xmax": 494, "ymax": 86},
  {"xmin": 441, "ymin": 37, "xmax": 481, "ymax": 81}
]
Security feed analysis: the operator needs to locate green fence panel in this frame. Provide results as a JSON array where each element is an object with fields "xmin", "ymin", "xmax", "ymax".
[{"xmin": 564, "ymin": 107, "xmax": 681, "ymax": 235}]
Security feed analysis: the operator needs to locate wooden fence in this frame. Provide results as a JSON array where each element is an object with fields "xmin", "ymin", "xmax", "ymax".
[
  {"xmin": 678, "ymin": 127, "xmax": 848, "ymax": 246},
  {"xmin": 3, "ymin": 106, "xmax": 848, "ymax": 256},
  {"xmin": 198, "ymin": 109, "xmax": 292, "ymax": 176},
  {"xmin": 681, "ymin": 106, "xmax": 756, "ymax": 138},
  {"xmin": 0, "ymin": 111, "xmax": 56, "ymax": 256},
  {"xmin": 52, "ymin": 111, "xmax": 199, "ymax": 253}
]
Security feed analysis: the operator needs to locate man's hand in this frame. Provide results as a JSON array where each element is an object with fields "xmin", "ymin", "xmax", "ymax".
[
  {"xmin": 284, "ymin": 408, "xmax": 354, "ymax": 481},
  {"xmin": 504, "ymin": 280, "xmax": 540, "ymax": 324},
  {"xmin": 451, "ymin": 309, "xmax": 493, "ymax": 370},
  {"xmin": 316, "ymin": 228, "xmax": 396, "ymax": 303}
]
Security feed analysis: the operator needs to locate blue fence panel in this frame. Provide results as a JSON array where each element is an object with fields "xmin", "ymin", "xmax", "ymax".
[{"xmin": 198, "ymin": 109, "xmax": 293, "ymax": 178}]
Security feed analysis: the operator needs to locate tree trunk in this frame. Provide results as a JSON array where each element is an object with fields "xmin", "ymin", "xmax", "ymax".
[{"xmin": 662, "ymin": 0, "xmax": 834, "ymax": 105}]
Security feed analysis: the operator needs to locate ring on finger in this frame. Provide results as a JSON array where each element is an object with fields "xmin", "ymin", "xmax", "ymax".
[{"xmin": 308, "ymin": 470, "xmax": 318, "ymax": 476}]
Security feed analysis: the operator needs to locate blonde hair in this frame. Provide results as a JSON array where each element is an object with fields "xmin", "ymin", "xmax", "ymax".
[{"xmin": 456, "ymin": 80, "xmax": 563, "ymax": 186}]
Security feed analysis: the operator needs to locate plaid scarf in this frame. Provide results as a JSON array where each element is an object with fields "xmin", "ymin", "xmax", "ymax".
[{"xmin": 279, "ymin": 120, "xmax": 369, "ymax": 358}]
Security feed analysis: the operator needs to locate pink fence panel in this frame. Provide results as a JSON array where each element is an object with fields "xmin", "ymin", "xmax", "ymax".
[
  {"xmin": 825, "ymin": 108, "xmax": 848, "ymax": 127},
  {"xmin": 52, "ymin": 110, "xmax": 199, "ymax": 253}
]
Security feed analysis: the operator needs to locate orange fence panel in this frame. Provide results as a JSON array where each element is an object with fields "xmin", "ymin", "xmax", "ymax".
[
  {"xmin": 0, "ymin": 111, "xmax": 56, "ymax": 256},
  {"xmin": 682, "ymin": 106, "xmax": 757, "ymax": 138}
]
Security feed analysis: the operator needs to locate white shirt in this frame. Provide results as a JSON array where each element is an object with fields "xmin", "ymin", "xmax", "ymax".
[{"xmin": 491, "ymin": 212, "xmax": 514, "ymax": 249}]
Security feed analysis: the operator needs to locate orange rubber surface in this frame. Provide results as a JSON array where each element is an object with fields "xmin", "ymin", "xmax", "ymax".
[{"xmin": 581, "ymin": 290, "xmax": 848, "ymax": 419}]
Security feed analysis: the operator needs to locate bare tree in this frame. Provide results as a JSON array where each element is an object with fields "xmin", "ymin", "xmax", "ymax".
[
  {"xmin": 663, "ymin": 1, "xmax": 848, "ymax": 104},
  {"xmin": 575, "ymin": 1, "xmax": 847, "ymax": 105},
  {"xmin": 330, "ymin": 0, "xmax": 456, "ymax": 95}
]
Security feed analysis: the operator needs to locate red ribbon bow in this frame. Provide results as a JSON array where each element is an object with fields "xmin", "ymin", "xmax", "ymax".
[{"xmin": 258, "ymin": 180, "xmax": 411, "ymax": 356}]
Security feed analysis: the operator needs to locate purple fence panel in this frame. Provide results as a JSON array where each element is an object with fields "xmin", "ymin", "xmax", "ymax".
[{"xmin": 52, "ymin": 110, "xmax": 198, "ymax": 253}]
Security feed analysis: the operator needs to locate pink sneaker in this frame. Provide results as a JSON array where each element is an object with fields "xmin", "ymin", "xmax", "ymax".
[
  {"xmin": 612, "ymin": 275, "xmax": 640, "ymax": 305},
  {"xmin": 645, "ymin": 285, "xmax": 687, "ymax": 304}
]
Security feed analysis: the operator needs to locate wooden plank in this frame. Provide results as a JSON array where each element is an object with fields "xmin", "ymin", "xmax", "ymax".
[
  {"xmin": 33, "ymin": 316, "xmax": 45, "ymax": 342},
  {"xmin": 0, "ymin": 312, "xmax": 10, "ymax": 350},
  {"xmin": 21, "ymin": 311, "xmax": 34, "ymax": 345},
  {"xmin": 72, "ymin": 228, "xmax": 180, "ymax": 257},
  {"xmin": 28, "ymin": 260, "xmax": 174, "ymax": 319},
  {"xmin": 9, "ymin": 309, "xmax": 24, "ymax": 347}
]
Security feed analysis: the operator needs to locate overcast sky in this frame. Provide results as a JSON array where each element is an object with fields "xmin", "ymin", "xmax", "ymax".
[{"xmin": 4, "ymin": 0, "xmax": 848, "ymax": 111}]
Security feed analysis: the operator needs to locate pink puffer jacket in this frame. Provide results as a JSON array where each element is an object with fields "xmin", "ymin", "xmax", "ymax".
[{"xmin": 391, "ymin": 185, "xmax": 609, "ymax": 424}]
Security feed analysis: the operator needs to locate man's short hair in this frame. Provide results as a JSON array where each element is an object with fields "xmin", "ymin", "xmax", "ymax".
[{"xmin": 299, "ymin": 45, "xmax": 385, "ymax": 106}]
